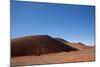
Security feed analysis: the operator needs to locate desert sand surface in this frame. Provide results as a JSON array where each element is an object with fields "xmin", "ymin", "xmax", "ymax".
[
  {"xmin": 11, "ymin": 35, "xmax": 95, "ymax": 66},
  {"xmin": 11, "ymin": 46, "xmax": 95, "ymax": 66}
]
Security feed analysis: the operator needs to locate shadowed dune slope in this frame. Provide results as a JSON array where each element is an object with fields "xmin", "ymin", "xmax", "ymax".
[
  {"xmin": 55, "ymin": 38, "xmax": 69, "ymax": 43},
  {"xmin": 55, "ymin": 38, "xmax": 92, "ymax": 50},
  {"xmin": 11, "ymin": 35, "xmax": 77, "ymax": 57}
]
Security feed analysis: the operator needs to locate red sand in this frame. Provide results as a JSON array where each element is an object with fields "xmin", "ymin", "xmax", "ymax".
[{"xmin": 11, "ymin": 35, "xmax": 95, "ymax": 66}]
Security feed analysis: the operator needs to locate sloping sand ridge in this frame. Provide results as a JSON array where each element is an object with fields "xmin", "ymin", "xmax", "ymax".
[{"xmin": 11, "ymin": 35, "xmax": 95, "ymax": 66}]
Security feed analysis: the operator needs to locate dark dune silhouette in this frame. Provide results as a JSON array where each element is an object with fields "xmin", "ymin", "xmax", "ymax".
[
  {"xmin": 78, "ymin": 42, "xmax": 86, "ymax": 46},
  {"xmin": 11, "ymin": 35, "xmax": 78, "ymax": 57},
  {"xmin": 55, "ymin": 38, "xmax": 69, "ymax": 43}
]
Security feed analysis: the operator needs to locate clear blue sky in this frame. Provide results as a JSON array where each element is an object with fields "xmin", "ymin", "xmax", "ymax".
[{"xmin": 11, "ymin": 1, "xmax": 95, "ymax": 46}]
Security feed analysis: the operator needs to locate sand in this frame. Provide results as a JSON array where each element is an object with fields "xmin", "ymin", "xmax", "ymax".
[
  {"xmin": 11, "ymin": 47, "xmax": 95, "ymax": 66},
  {"xmin": 11, "ymin": 35, "xmax": 95, "ymax": 66}
]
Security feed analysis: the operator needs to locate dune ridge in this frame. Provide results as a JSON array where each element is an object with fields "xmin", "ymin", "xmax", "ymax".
[
  {"xmin": 11, "ymin": 35, "xmax": 95, "ymax": 66},
  {"xmin": 11, "ymin": 35, "xmax": 77, "ymax": 57}
]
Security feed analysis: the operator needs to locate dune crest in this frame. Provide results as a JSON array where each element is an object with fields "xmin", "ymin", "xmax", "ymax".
[
  {"xmin": 11, "ymin": 35, "xmax": 77, "ymax": 57},
  {"xmin": 11, "ymin": 35, "xmax": 95, "ymax": 66}
]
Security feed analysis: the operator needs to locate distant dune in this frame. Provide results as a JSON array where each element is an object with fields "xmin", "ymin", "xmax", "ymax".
[
  {"xmin": 11, "ymin": 35, "xmax": 95, "ymax": 66},
  {"xmin": 55, "ymin": 38, "xmax": 70, "ymax": 43},
  {"xmin": 55, "ymin": 38, "xmax": 93, "ymax": 50}
]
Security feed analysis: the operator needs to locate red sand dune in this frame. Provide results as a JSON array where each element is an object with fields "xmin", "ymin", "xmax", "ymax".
[
  {"xmin": 11, "ymin": 35, "xmax": 77, "ymax": 57},
  {"xmin": 55, "ymin": 38, "xmax": 93, "ymax": 50},
  {"xmin": 11, "ymin": 35, "xmax": 95, "ymax": 66}
]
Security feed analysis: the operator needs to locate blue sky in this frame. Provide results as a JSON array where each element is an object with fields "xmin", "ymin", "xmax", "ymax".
[{"xmin": 11, "ymin": 1, "xmax": 95, "ymax": 46}]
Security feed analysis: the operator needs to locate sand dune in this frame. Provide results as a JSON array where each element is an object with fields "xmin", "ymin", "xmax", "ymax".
[
  {"xmin": 11, "ymin": 35, "xmax": 77, "ymax": 57},
  {"xmin": 55, "ymin": 38, "xmax": 92, "ymax": 50},
  {"xmin": 11, "ymin": 35, "xmax": 95, "ymax": 66}
]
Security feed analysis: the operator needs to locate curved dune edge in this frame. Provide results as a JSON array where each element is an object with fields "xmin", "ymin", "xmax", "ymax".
[
  {"xmin": 11, "ymin": 35, "xmax": 78, "ymax": 57},
  {"xmin": 11, "ymin": 35, "xmax": 95, "ymax": 66}
]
